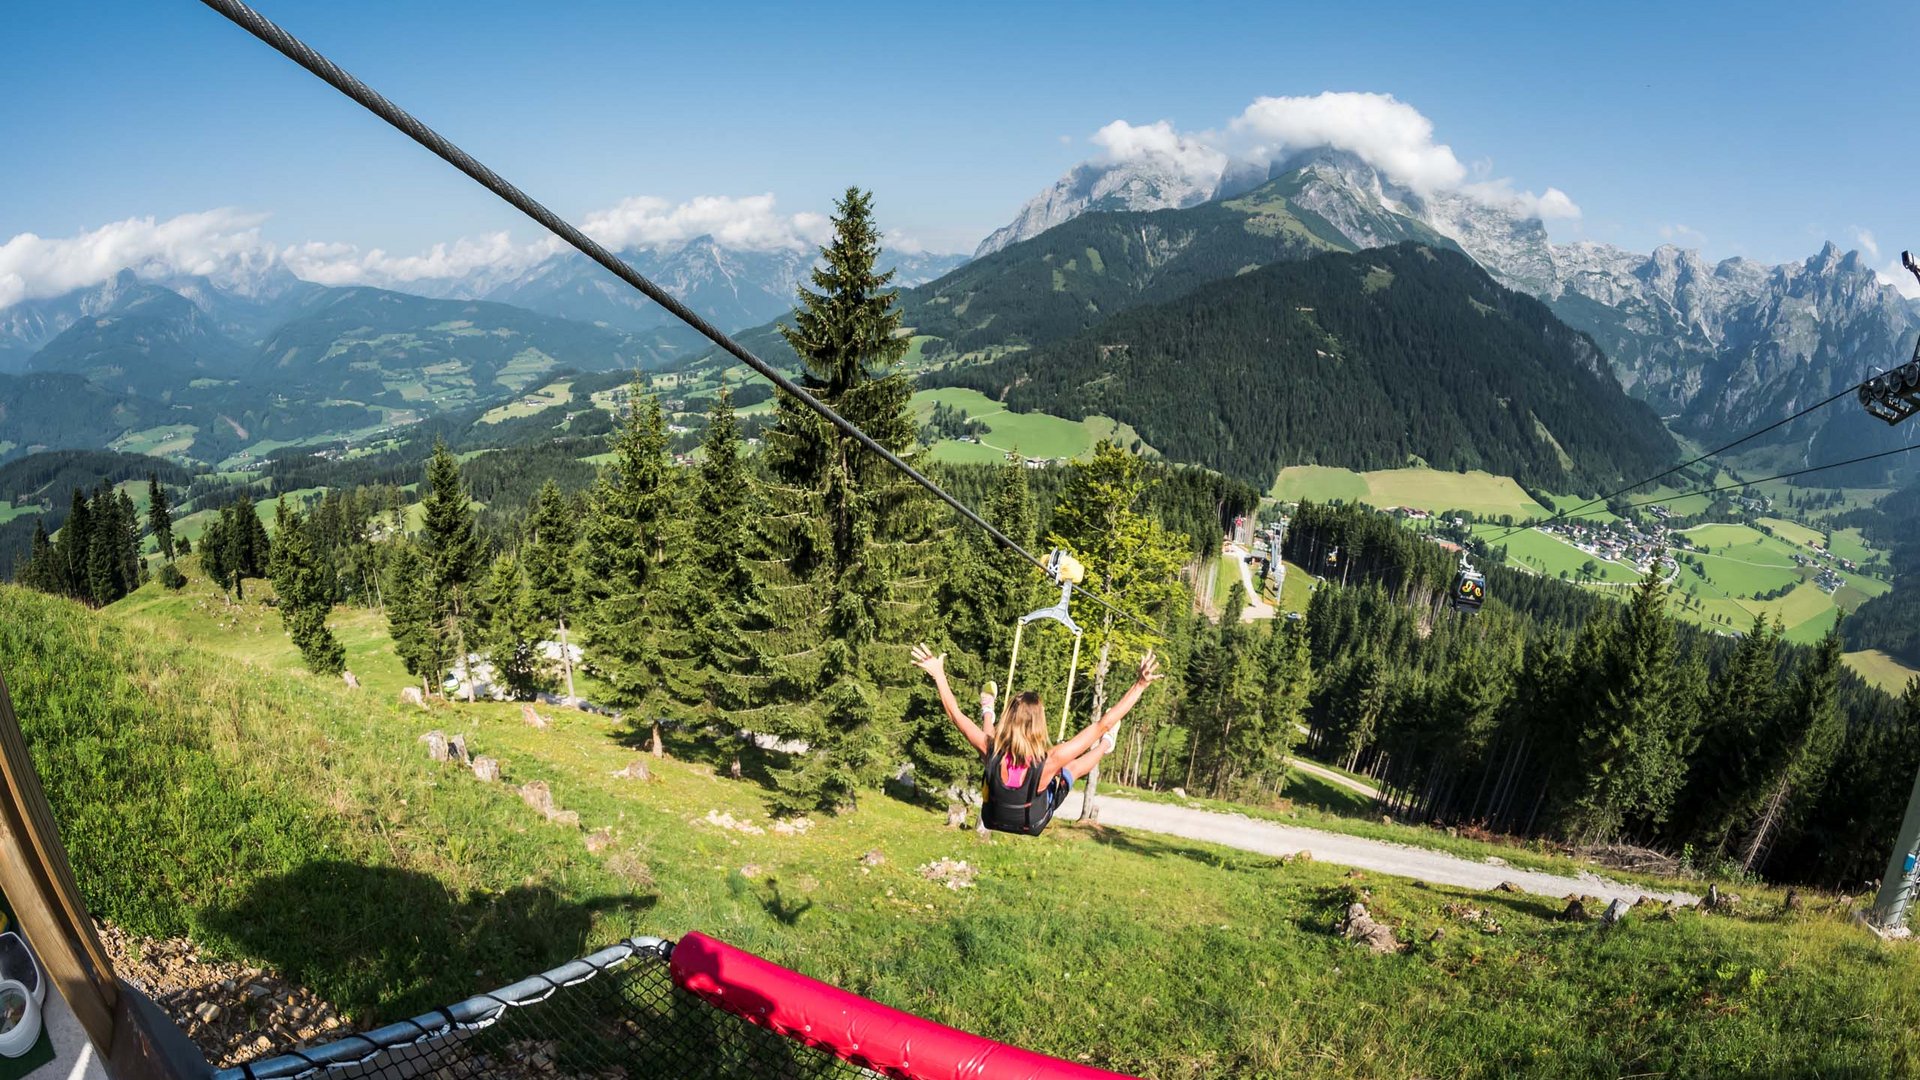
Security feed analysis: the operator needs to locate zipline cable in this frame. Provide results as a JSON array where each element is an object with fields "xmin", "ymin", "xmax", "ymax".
[
  {"xmin": 1517, "ymin": 441, "xmax": 1920, "ymax": 524},
  {"xmin": 193, "ymin": 0, "xmax": 1162, "ymax": 633}
]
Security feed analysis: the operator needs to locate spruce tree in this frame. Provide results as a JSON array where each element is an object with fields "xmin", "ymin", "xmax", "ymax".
[
  {"xmin": 385, "ymin": 543, "xmax": 444, "ymax": 694},
  {"xmin": 670, "ymin": 389, "xmax": 776, "ymax": 721},
  {"xmin": 1681, "ymin": 614, "xmax": 1783, "ymax": 857},
  {"xmin": 761, "ymin": 188, "xmax": 926, "ymax": 812},
  {"xmin": 583, "ymin": 383, "xmax": 679, "ymax": 742},
  {"xmin": 1739, "ymin": 626, "xmax": 1844, "ymax": 872},
  {"xmin": 420, "ymin": 440, "xmax": 481, "ymax": 701},
  {"xmin": 85, "ymin": 486, "xmax": 120, "ymax": 605},
  {"xmin": 116, "ymin": 488, "xmax": 141, "ymax": 592},
  {"xmin": 270, "ymin": 497, "xmax": 346, "ymax": 676},
  {"xmin": 148, "ymin": 472, "xmax": 175, "ymax": 561},
  {"xmin": 55, "ymin": 489, "xmax": 90, "ymax": 598},
  {"xmin": 524, "ymin": 479, "xmax": 582, "ymax": 701},
  {"xmin": 481, "ymin": 553, "xmax": 546, "ymax": 701},
  {"xmin": 19, "ymin": 520, "xmax": 58, "ymax": 596},
  {"xmin": 1569, "ymin": 568, "xmax": 1687, "ymax": 843}
]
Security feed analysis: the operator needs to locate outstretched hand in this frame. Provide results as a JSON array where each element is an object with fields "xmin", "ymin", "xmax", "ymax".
[
  {"xmin": 1135, "ymin": 648, "xmax": 1164, "ymax": 687},
  {"xmin": 910, "ymin": 643, "xmax": 948, "ymax": 680}
]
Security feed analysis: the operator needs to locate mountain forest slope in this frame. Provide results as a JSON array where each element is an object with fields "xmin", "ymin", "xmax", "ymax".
[{"xmin": 941, "ymin": 244, "xmax": 1676, "ymax": 490}]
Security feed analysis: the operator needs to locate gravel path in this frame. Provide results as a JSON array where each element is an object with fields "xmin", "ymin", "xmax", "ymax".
[
  {"xmin": 1060, "ymin": 791, "xmax": 1698, "ymax": 907},
  {"xmin": 1225, "ymin": 543, "xmax": 1276, "ymax": 621},
  {"xmin": 1291, "ymin": 758, "xmax": 1380, "ymax": 799}
]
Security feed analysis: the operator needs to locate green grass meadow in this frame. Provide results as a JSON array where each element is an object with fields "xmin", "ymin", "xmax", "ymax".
[
  {"xmin": 1270, "ymin": 466, "xmax": 1548, "ymax": 519},
  {"xmin": 3, "ymin": 569, "xmax": 1920, "ymax": 1077}
]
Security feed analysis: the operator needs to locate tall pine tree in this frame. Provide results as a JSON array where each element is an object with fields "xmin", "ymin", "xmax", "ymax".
[
  {"xmin": 761, "ymin": 187, "xmax": 927, "ymax": 812},
  {"xmin": 584, "ymin": 382, "xmax": 679, "ymax": 745},
  {"xmin": 271, "ymin": 497, "xmax": 346, "ymax": 676},
  {"xmin": 524, "ymin": 479, "xmax": 582, "ymax": 701},
  {"xmin": 148, "ymin": 472, "xmax": 175, "ymax": 561},
  {"xmin": 420, "ymin": 440, "xmax": 481, "ymax": 701}
]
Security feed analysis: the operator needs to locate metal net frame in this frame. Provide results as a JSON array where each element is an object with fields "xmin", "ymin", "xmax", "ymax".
[{"xmin": 213, "ymin": 938, "xmax": 879, "ymax": 1080}]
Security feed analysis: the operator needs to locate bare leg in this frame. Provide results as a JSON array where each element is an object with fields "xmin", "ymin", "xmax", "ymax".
[{"xmin": 1066, "ymin": 742, "xmax": 1109, "ymax": 786}]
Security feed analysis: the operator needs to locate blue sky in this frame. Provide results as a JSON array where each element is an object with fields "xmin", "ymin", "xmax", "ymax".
[{"xmin": 4, "ymin": 0, "xmax": 1918, "ymax": 296}]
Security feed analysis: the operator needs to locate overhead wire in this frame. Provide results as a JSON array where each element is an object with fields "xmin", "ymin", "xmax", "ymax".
[
  {"xmin": 1482, "ymin": 379, "xmax": 1877, "ymax": 548},
  {"xmin": 194, "ymin": 0, "xmax": 1162, "ymax": 633}
]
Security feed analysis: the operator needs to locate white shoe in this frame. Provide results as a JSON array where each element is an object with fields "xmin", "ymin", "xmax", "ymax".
[{"xmin": 1101, "ymin": 728, "xmax": 1118, "ymax": 753}]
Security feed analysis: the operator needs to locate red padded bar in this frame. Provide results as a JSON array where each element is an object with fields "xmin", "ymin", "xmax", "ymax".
[{"xmin": 669, "ymin": 931, "xmax": 1135, "ymax": 1080}]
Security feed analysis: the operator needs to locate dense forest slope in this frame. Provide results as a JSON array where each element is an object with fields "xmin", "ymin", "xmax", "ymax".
[
  {"xmin": 939, "ymin": 244, "xmax": 1676, "ymax": 491},
  {"xmin": 1840, "ymin": 480, "xmax": 1920, "ymax": 666}
]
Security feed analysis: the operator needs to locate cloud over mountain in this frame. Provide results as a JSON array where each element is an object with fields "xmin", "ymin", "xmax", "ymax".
[{"xmin": 0, "ymin": 192, "xmax": 897, "ymax": 305}]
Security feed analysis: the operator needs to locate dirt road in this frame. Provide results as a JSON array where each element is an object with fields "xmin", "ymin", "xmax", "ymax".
[
  {"xmin": 1292, "ymin": 758, "xmax": 1380, "ymax": 799},
  {"xmin": 1060, "ymin": 791, "xmax": 1697, "ymax": 907}
]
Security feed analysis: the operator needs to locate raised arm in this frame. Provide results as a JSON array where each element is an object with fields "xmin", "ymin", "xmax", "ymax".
[
  {"xmin": 1047, "ymin": 649, "xmax": 1163, "ymax": 773},
  {"xmin": 911, "ymin": 644, "xmax": 989, "ymax": 755}
]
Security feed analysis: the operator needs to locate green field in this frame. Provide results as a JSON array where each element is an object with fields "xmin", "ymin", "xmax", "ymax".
[
  {"xmin": 0, "ymin": 499, "xmax": 42, "ymax": 524},
  {"xmin": 1271, "ymin": 466, "xmax": 1548, "ymax": 519},
  {"xmin": 4, "ymin": 563, "xmax": 1920, "ymax": 1078},
  {"xmin": 1829, "ymin": 527, "xmax": 1873, "ymax": 564},
  {"xmin": 479, "ymin": 380, "xmax": 572, "ymax": 424},
  {"xmin": 1677, "ymin": 524, "xmax": 1805, "ymax": 597},
  {"xmin": 1475, "ymin": 525, "xmax": 1642, "ymax": 584},
  {"xmin": 1844, "ymin": 650, "xmax": 1920, "ymax": 694},
  {"xmin": 1757, "ymin": 517, "xmax": 1824, "ymax": 549},
  {"xmin": 911, "ymin": 387, "xmax": 1142, "ymax": 464},
  {"xmin": 1276, "ymin": 559, "xmax": 1315, "ymax": 613},
  {"xmin": 111, "ymin": 424, "xmax": 200, "ymax": 459}
]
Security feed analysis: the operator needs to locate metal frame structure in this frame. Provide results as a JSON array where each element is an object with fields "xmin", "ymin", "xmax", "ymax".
[{"xmin": 1003, "ymin": 550, "xmax": 1085, "ymax": 742}]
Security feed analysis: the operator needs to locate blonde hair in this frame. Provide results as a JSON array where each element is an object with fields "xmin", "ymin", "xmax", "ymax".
[{"xmin": 991, "ymin": 691, "xmax": 1051, "ymax": 766}]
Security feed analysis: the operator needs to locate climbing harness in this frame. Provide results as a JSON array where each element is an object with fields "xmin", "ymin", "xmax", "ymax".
[{"xmin": 1003, "ymin": 550, "xmax": 1085, "ymax": 742}]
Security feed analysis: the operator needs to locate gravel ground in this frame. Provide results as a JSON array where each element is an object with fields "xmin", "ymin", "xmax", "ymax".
[
  {"xmin": 1060, "ymin": 792, "xmax": 1699, "ymax": 907},
  {"xmin": 97, "ymin": 921, "xmax": 347, "ymax": 1069}
]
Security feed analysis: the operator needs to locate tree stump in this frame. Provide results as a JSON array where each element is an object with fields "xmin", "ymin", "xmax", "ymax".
[
  {"xmin": 650, "ymin": 723, "xmax": 665, "ymax": 759},
  {"xmin": 729, "ymin": 756, "xmax": 742, "ymax": 781},
  {"xmin": 612, "ymin": 759, "xmax": 651, "ymax": 781},
  {"xmin": 946, "ymin": 804, "xmax": 967, "ymax": 829},
  {"xmin": 401, "ymin": 686, "xmax": 426, "ymax": 709},
  {"xmin": 1784, "ymin": 888, "xmax": 1803, "ymax": 913},
  {"xmin": 342, "ymin": 671, "xmax": 360, "ymax": 691},
  {"xmin": 420, "ymin": 730, "xmax": 449, "ymax": 762},
  {"xmin": 521, "ymin": 704, "xmax": 549, "ymax": 729},
  {"xmin": 447, "ymin": 734, "xmax": 471, "ymax": 766},
  {"xmin": 585, "ymin": 827, "xmax": 613, "ymax": 854},
  {"xmin": 471, "ymin": 756, "xmax": 501, "ymax": 783}
]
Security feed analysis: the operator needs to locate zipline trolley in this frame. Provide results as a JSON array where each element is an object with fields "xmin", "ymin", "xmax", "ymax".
[{"xmin": 1003, "ymin": 549, "xmax": 1086, "ymax": 741}]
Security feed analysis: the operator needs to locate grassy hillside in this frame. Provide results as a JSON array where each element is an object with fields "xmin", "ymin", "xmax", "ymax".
[
  {"xmin": 1273, "ymin": 466, "xmax": 1548, "ymax": 519},
  {"xmin": 6, "ymin": 579, "xmax": 1920, "ymax": 1076}
]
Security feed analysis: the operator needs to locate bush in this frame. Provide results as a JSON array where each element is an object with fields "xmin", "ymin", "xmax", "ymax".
[{"xmin": 159, "ymin": 563, "xmax": 188, "ymax": 590}]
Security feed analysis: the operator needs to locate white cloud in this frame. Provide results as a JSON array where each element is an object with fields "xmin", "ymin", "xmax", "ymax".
[
  {"xmin": 0, "ymin": 209, "xmax": 276, "ymax": 308},
  {"xmin": 1853, "ymin": 227, "xmax": 1881, "ymax": 259},
  {"xmin": 579, "ymin": 193, "xmax": 831, "ymax": 253},
  {"xmin": 282, "ymin": 231, "xmax": 550, "ymax": 287},
  {"xmin": 1089, "ymin": 119, "xmax": 1229, "ymax": 185},
  {"xmin": 1658, "ymin": 223, "xmax": 1709, "ymax": 246},
  {"xmin": 1060, "ymin": 92, "xmax": 1580, "ymax": 225},
  {"xmin": 1464, "ymin": 182, "xmax": 1583, "ymax": 222},
  {"xmin": 1230, "ymin": 92, "xmax": 1466, "ymax": 194},
  {"xmin": 0, "ymin": 193, "xmax": 873, "ymax": 307},
  {"xmin": 1878, "ymin": 257, "xmax": 1920, "ymax": 299}
]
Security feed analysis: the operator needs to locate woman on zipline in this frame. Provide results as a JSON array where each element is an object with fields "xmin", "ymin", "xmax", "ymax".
[{"xmin": 911, "ymin": 643, "xmax": 1162, "ymax": 835}]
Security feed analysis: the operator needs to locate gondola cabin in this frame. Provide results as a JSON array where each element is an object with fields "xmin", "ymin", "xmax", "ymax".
[{"xmin": 1451, "ymin": 566, "xmax": 1487, "ymax": 612}]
